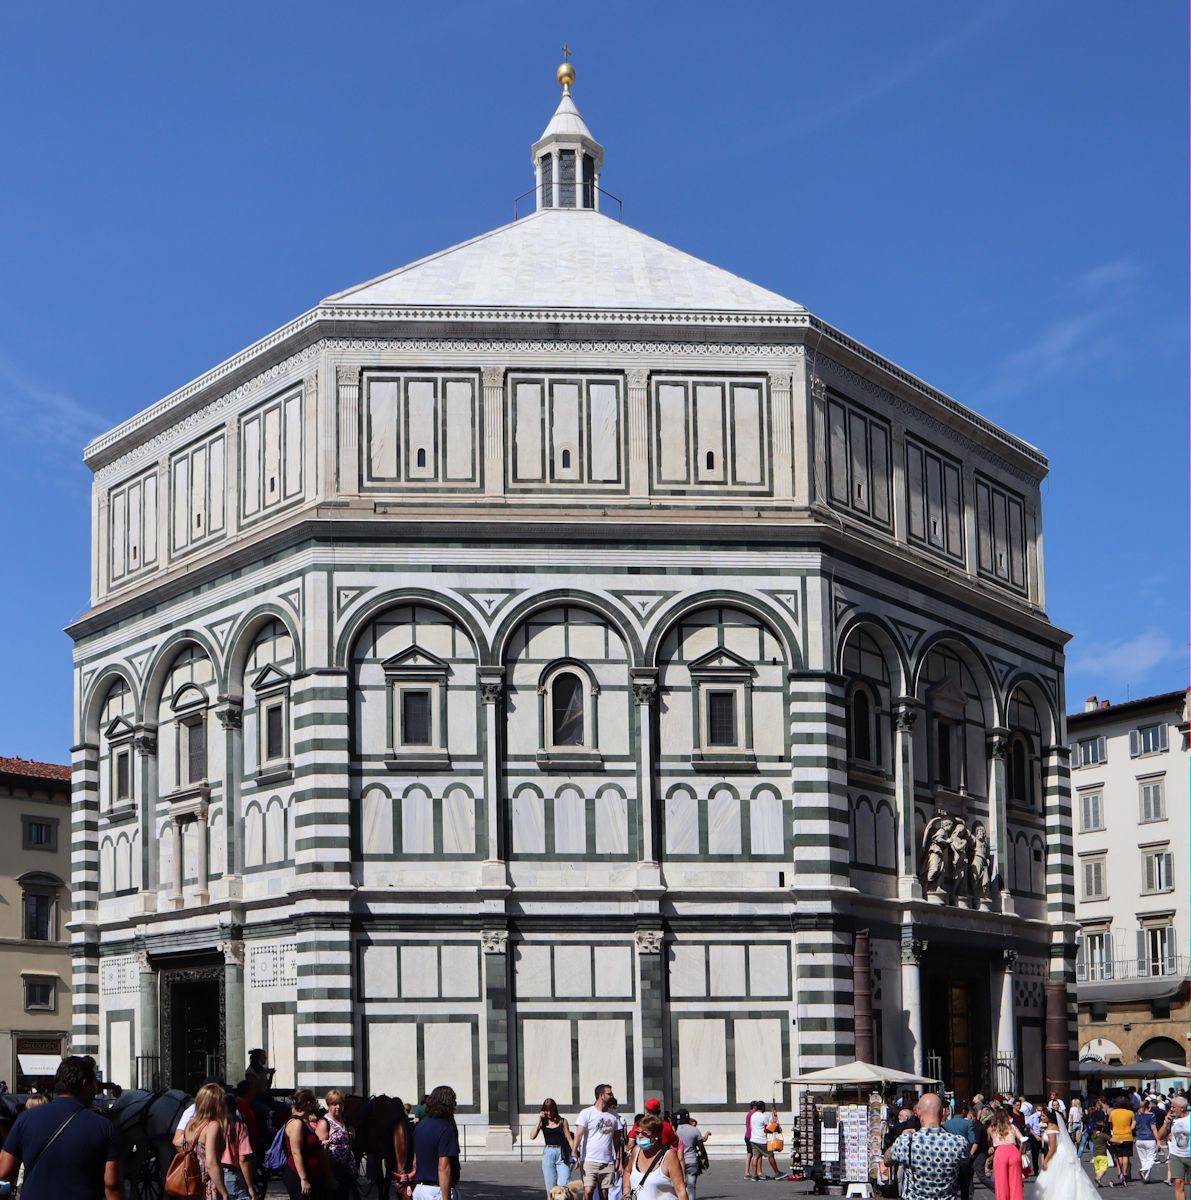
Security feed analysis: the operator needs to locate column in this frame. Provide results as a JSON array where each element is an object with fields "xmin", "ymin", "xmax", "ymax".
[
  {"xmin": 794, "ymin": 922, "xmax": 855, "ymax": 1071},
  {"xmin": 291, "ymin": 670, "xmax": 352, "ymax": 886},
  {"xmin": 479, "ymin": 669, "xmax": 505, "ymax": 863},
  {"xmin": 169, "ymin": 818, "xmax": 183, "ymax": 904},
  {"xmin": 69, "ymin": 741, "xmax": 101, "ymax": 1056},
  {"xmin": 222, "ymin": 938, "xmax": 246, "ymax": 1088},
  {"xmin": 216, "ymin": 702, "xmax": 243, "ymax": 882},
  {"xmin": 482, "ymin": 367, "xmax": 505, "ymax": 497},
  {"xmin": 295, "ymin": 916, "xmax": 354, "ymax": 1092},
  {"xmin": 769, "ymin": 371, "xmax": 794, "ymax": 500},
  {"xmin": 631, "ymin": 670, "xmax": 658, "ymax": 863},
  {"xmin": 986, "ymin": 729, "xmax": 1012, "ymax": 913},
  {"xmin": 336, "ymin": 365, "xmax": 360, "ymax": 495},
  {"xmin": 195, "ymin": 806, "xmax": 210, "ymax": 905},
  {"xmin": 995, "ymin": 949, "xmax": 1017, "ymax": 1092},
  {"xmin": 1044, "ymin": 979, "xmax": 1071, "ymax": 1101},
  {"xmin": 134, "ymin": 727, "xmax": 158, "ymax": 903},
  {"xmin": 1043, "ymin": 744, "xmax": 1075, "ymax": 921},
  {"xmin": 481, "ymin": 930, "xmax": 513, "ymax": 1151},
  {"xmin": 626, "ymin": 369, "xmax": 649, "ymax": 498},
  {"xmin": 635, "ymin": 930, "xmax": 666, "ymax": 1098},
  {"xmin": 852, "ymin": 930, "xmax": 875, "ymax": 1063},
  {"xmin": 899, "ymin": 932, "xmax": 927, "ymax": 1075},
  {"xmin": 135, "ymin": 949, "xmax": 159, "ymax": 1088},
  {"xmin": 894, "ymin": 698, "xmax": 922, "ymax": 899}
]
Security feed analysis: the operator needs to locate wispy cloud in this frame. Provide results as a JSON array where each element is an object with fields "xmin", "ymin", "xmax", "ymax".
[
  {"xmin": 1068, "ymin": 626, "xmax": 1183, "ymax": 684},
  {"xmin": 0, "ymin": 359, "xmax": 108, "ymax": 455},
  {"xmin": 1077, "ymin": 255, "xmax": 1141, "ymax": 296}
]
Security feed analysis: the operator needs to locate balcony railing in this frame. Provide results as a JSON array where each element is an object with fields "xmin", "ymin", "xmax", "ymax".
[{"xmin": 1076, "ymin": 955, "xmax": 1189, "ymax": 983}]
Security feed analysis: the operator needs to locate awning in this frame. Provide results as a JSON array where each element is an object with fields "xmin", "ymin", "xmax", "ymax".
[
  {"xmin": 783, "ymin": 1060, "xmax": 941, "ymax": 1087},
  {"xmin": 17, "ymin": 1054, "xmax": 61, "ymax": 1077}
]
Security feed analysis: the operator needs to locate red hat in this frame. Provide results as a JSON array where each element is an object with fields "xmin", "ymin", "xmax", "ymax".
[{"xmin": 644, "ymin": 1098, "xmax": 662, "ymax": 1112}]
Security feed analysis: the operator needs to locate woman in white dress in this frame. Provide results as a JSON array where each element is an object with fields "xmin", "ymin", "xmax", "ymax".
[
  {"xmin": 621, "ymin": 1114, "xmax": 689, "ymax": 1200},
  {"xmin": 1036, "ymin": 1110, "xmax": 1100, "ymax": 1200}
]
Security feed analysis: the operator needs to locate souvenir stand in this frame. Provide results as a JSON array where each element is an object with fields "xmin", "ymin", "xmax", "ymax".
[{"xmin": 784, "ymin": 1061, "xmax": 940, "ymax": 1194}]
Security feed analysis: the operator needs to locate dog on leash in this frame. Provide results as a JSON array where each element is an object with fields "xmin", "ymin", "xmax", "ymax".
[{"xmin": 549, "ymin": 1181, "xmax": 585, "ymax": 1200}]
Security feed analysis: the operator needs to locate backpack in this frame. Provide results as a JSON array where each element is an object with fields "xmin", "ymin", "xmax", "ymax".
[
  {"xmin": 164, "ymin": 1136, "xmax": 203, "ymax": 1198},
  {"xmin": 264, "ymin": 1120, "xmax": 294, "ymax": 1171}
]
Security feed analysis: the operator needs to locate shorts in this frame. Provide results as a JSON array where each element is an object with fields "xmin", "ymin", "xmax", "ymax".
[
  {"xmin": 1170, "ymin": 1156, "xmax": 1191, "ymax": 1183},
  {"xmin": 413, "ymin": 1186, "xmax": 460, "ymax": 1200},
  {"xmin": 1108, "ymin": 1142, "xmax": 1134, "ymax": 1157},
  {"xmin": 751, "ymin": 1141, "xmax": 769, "ymax": 1154},
  {"xmin": 1093, "ymin": 1156, "xmax": 1111, "ymax": 1176},
  {"xmin": 583, "ymin": 1160, "xmax": 615, "ymax": 1190}
]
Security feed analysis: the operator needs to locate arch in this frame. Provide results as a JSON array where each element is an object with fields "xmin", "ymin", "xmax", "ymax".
[
  {"xmin": 851, "ymin": 795, "xmax": 877, "ymax": 866},
  {"xmin": 1029, "ymin": 833, "xmax": 1046, "ymax": 895},
  {"xmin": 1138, "ymin": 1036, "xmax": 1186, "ymax": 1065},
  {"xmin": 225, "ymin": 605, "xmax": 305, "ymax": 694},
  {"xmin": 99, "ymin": 838, "xmax": 115, "ymax": 894},
  {"xmin": 81, "ymin": 665, "xmax": 141, "ymax": 740},
  {"xmin": 645, "ymin": 590, "xmax": 799, "ymax": 668},
  {"xmin": 873, "ymin": 799, "xmax": 897, "ymax": 867},
  {"xmin": 910, "ymin": 630, "xmax": 1001, "ymax": 727},
  {"xmin": 492, "ymin": 590, "xmax": 642, "ymax": 667},
  {"xmin": 1004, "ymin": 673, "xmax": 1060, "ymax": 746},
  {"xmin": 835, "ymin": 614, "xmax": 910, "ymax": 694},
  {"xmin": 335, "ymin": 589, "xmax": 487, "ymax": 668},
  {"xmin": 142, "ymin": 629, "xmax": 223, "ymax": 718}
]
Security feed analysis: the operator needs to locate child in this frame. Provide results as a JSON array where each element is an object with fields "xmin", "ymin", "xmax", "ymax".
[{"xmin": 1091, "ymin": 1126, "xmax": 1112, "ymax": 1187}]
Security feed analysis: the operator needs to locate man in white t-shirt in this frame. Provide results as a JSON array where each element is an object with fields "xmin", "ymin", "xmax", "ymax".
[
  {"xmin": 1159, "ymin": 1097, "xmax": 1190, "ymax": 1200},
  {"xmin": 574, "ymin": 1083, "xmax": 622, "ymax": 1200},
  {"xmin": 746, "ymin": 1100, "xmax": 770, "ymax": 1181}
]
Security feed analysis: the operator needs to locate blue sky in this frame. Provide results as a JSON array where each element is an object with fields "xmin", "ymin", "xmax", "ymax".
[{"xmin": 1, "ymin": 2, "xmax": 1186, "ymax": 762}]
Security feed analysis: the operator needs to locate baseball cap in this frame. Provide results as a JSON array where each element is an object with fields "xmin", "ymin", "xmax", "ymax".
[{"xmin": 644, "ymin": 1098, "xmax": 662, "ymax": 1112}]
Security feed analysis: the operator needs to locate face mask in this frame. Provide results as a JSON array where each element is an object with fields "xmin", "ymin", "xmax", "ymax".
[{"xmin": 638, "ymin": 1138, "xmax": 653, "ymax": 1151}]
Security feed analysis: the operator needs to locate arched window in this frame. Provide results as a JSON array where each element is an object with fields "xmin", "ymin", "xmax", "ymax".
[
  {"xmin": 848, "ymin": 687, "xmax": 876, "ymax": 765},
  {"xmin": 1008, "ymin": 735, "xmax": 1033, "ymax": 805},
  {"xmin": 416, "ymin": 447, "xmax": 427, "ymax": 468},
  {"xmin": 550, "ymin": 672, "xmax": 585, "ymax": 747},
  {"xmin": 706, "ymin": 450, "xmax": 715, "ymax": 470},
  {"xmin": 561, "ymin": 449, "xmax": 572, "ymax": 469}
]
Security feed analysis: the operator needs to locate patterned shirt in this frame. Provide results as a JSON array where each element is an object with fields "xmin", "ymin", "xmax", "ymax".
[{"xmin": 890, "ymin": 1127, "xmax": 969, "ymax": 1200}]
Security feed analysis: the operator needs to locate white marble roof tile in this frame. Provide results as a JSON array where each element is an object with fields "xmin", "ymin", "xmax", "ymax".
[{"xmin": 324, "ymin": 208, "xmax": 805, "ymax": 313}]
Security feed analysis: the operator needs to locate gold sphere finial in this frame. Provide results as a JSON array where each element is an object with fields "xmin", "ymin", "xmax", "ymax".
[{"xmin": 557, "ymin": 43, "xmax": 575, "ymax": 90}]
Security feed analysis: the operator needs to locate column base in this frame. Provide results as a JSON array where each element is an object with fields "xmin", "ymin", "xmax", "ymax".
[
  {"xmin": 485, "ymin": 1126, "xmax": 514, "ymax": 1153},
  {"xmin": 897, "ymin": 875, "xmax": 923, "ymax": 901}
]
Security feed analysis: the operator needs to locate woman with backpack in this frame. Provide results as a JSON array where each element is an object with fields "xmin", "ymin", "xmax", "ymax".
[
  {"xmin": 274, "ymin": 1089, "xmax": 334, "ymax": 1199},
  {"xmin": 172, "ymin": 1082, "xmax": 232, "ymax": 1200}
]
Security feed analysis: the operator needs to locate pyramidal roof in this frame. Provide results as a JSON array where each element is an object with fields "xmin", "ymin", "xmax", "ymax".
[
  {"xmin": 325, "ymin": 208, "xmax": 805, "ymax": 314},
  {"xmin": 537, "ymin": 91, "xmax": 595, "ymax": 143}
]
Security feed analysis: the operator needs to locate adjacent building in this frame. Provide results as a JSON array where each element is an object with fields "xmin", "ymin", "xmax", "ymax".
[
  {"xmin": 1069, "ymin": 689, "xmax": 1190, "ymax": 1068},
  {"xmin": 68, "ymin": 62, "xmax": 1076, "ymax": 1129},
  {"xmin": 0, "ymin": 758, "xmax": 73, "ymax": 1089}
]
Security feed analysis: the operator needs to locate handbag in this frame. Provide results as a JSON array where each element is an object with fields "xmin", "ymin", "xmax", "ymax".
[
  {"xmin": 767, "ymin": 1134, "xmax": 785, "ymax": 1152},
  {"xmin": 1020, "ymin": 1150, "xmax": 1033, "ymax": 1177},
  {"xmin": 164, "ymin": 1134, "xmax": 204, "ymax": 1198}
]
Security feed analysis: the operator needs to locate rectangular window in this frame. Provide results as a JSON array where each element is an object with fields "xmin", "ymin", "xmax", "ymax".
[
  {"xmin": 401, "ymin": 690, "xmax": 433, "ymax": 747},
  {"xmin": 184, "ymin": 717, "xmax": 206, "ymax": 785},
  {"xmin": 264, "ymin": 703, "xmax": 285, "ymax": 763},
  {"xmin": 23, "ymin": 893, "xmax": 51, "ymax": 941},
  {"xmin": 115, "ymin": 748, "xmax": 132, "ymax": 801},
  {"xmin": 1142, "ymin": 849, "xmax": 1174, "ymax": 893},
  {"xmin": 1081, "ymin": 930, "xmax": 1113, "ymax": 981},
  {"xmin": 26, "ymin": 822, "xmax": 51, "ymax": 848},
  {"xmin": 935, "ymin": 719, "xmax": 956, "ymax": 789},
  {"xmin": 1140, "ymin": 780, "xmax": 1166, "ymax": 822},
  {"xmin": 23, "ymin": 979, "xmax": 54, "ymax": 1013},
  {"xmin": 1142, "ymin": 926, "xmax": 1175, "ymax": 976},
  {"xmin": 1081, "ymin": 857, "xmax": 1106, "ymax": 900},
  {"xmin": 707, "ymin": 691, "xmax": 738, "ymax": 747},
  {"xmin": 1072, "ymin": 735, "xmax": 1106, "ymax": 768},
  {"xmin": 1079, "ymin": 792, "xmax": 1103, "ymax": 832},
  {"xmin": 1131, "ymin": 722, "xmax": 1169, "ymax": 757}
]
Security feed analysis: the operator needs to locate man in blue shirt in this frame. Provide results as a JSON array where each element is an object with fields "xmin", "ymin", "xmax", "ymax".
[
  {"xmin": 0, "ymin": 1055, "xmax": 123, "ymax": 1200},
  {"xmin": 411, "ymin": 1084, "xmax": 461, "ymax": 1200}
]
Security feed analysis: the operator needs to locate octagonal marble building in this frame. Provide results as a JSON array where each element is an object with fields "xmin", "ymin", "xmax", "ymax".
[{"xmin": 69, "ymin": 70, "xmax": 1076, "ymax": 1135}]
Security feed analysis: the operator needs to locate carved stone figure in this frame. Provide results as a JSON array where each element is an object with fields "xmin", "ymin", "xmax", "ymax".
[
  {"xmin": 969, "ymin": 823, "xmax": 993, "ymax": 904},
  {"xmin": 919, "ymin": 814, "xmax": 954, "ymax": 892}
]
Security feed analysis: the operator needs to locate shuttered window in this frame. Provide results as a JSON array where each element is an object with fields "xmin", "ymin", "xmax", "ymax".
[
  {"xmin": 1130, "ymin": 722, "xmax": 1168, "ymax": 757},
  {"xmin": 1142, "ymin": 850, "xmax": 1173, "ymax": 893},
  {"xmin": 1071, "ymin": 735, "xmax": 1106, "ymax": 768},
  {"xmin": 1081, "ymin": 857, "xmax": 1106, "ymax": 900},
  {"xmin": 1140, "ymin": 780, "xmax": 1165, "ymax": 822},
  {"xmin": 1078, "ymin": 792, "xmax": 1103, "ymax": 832}
]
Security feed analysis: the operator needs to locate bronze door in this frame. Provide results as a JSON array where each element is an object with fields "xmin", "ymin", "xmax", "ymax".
[{"xmin": 949, "ymin": 981, "xmax": 973, "ymax": 1099}]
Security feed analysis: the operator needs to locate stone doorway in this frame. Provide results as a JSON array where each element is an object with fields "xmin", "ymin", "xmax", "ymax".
[
  {"xmin": 924, "ymin": 959, "xmax": 992, "ymax": 1097},
  {"xmin": 160, "ymin": 963, "xmax": 224, "ymax": 1093}
]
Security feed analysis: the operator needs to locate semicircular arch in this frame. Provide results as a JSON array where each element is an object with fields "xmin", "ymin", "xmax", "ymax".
[
  {"xmin": 645, "ymin": 590, "xmax": 800, "ymax": 669},
  {"xmin": 490, "ymin": 590, "xmax": 641, "ymax": 668},
  {"xmin": 1003, "ymin": 671, "xmax": 1060, "ymax": 745},
  {"xmin": 336, "ymin": 589, "xmax": 487, "ymax": 668},
  {"xmin": 142, "ymin": 629, "xmax": 223, "ymax": 718},
  {"xmin": 836, "ymin": 614, "xmax": 910, "ymax": 695},
  {"xmin": 911, "ymin": 629, "xmax": 1002, "ymax": 726},
  {"xmin": 225, "ymin": 606, "xmax": 305, "ymax": 695},
  {"xmin": 81, "ymin": 665, "xmax": 141, "ymax": 740}
]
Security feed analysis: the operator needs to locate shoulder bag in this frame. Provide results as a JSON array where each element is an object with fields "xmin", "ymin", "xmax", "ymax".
[
  {"xmin": 628, "ymin": 1146, "xmax": 668, "ymax": 1200},
  {"xmin": 164, "ymin": 1130, "xmax": 204, "ymax": 1198}
]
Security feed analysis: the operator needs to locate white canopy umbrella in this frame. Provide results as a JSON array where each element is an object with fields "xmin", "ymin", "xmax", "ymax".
[{"xmin": 782, "ymin": 1060, "xmax": 941, "ymax": 1088}]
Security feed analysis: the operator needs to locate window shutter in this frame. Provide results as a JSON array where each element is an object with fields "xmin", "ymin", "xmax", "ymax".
[
  {"xmin": 1069, "ymin": 740, "xmax": 1080, "ymax": 766},
  {"xmin": 1103, "ymin": 934, "xmax": 1113, "ymax": 972},
  {"xmin": 1137, "ymin": 929, "xmax": 1149, "ymax": 970},
  {"xmin": 1129, "ymin": 729, "xmax": 1140, "ymax": 757},
  {"xmin": 1075, "ymin": 935, "xmax": 1086, "ymax": 976},
  {"xmin": 1097, "ymin": 735, "xmax": 1106, "ymax": 763},
  {"xmin": 1158, "ymin": 723, "xmax": 1169, "ymax": 751},
  {"xmin": 1144, "ymin": 854, "xmax": 1155, "ymax": 892}
]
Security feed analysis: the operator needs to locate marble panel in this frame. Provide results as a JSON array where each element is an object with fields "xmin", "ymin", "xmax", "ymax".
[
  {"xmin": 243, "ymin": 416, "xmax": 261, "ymax": 514},
  {"xmin": 447, "ymin": 687, "xmax": 477, "ymax": 756},
  {"xmin": 732, "ymin": 1017, "xmax": 781, "ymax": 1104},
  {"xmin": 441, "ymin": 787, "xmax": 475, "ymax": 856},
  {"xmin": 748, "ymin": 945, "xmax": 790, "ymax": 998},
  {"xmin": 209, "ymin": 810, "xmax": 226, "ymax": 878},
  {"xmin": 406, "ymin": 380, "xmax": 436, "ymax": 479},
  {"xmin": 594, "ymin": 791, "xmax": 628, "ymax": 856},
  {"xmin": 578, "ymin": 1019, "xmax": 626, "ymax": 1102},
  {"xmin": 401, "ymin": 789, "xmax": 434, "ymax": 855},
  {"xmin": 440, "ymin": 946, "xmax": 479, "ymax": 998},
  {"xmin": 143, "ymin": 473, "xmax": 157, "ymax": 561},
  {"xmin": 100, "ymin": 841, "xmax": 114, "ymax": 893},
  {"xmin": 401, "ymin": 945, "xmax": 439, "ymax": 998},
  {"xmin": 588, "ymin": 383, "xmax": 620, "ymax": 481},
  {"xmin": 444, "ymin": 379, "xmax": 474, "ymax": 481},
  {"xmin": 265, "ymin": 801, "xmax": 286, "ymax": 863},
  {"xmin": 566, "ymin": 619, "xmax": 606, "ymax": 660},
  {"xmin": 554, "ymin": 945, "xmax": 592, "ymax": 998},
  {"xmin": 593, "ymin": 946, "xmax": 633, "ymax": 998},
  {"xmin": 512, "ymin": 792, "xmax": 546, "ymax": 855},
  {"xmin": 111, "ymin": 489, "xmax": 126, "ymax": 577},
  {"xmin": 664, "ymin": 792, "xmax": 699, "ymax": 855},
  {"xmin": 515, "ymin": 944, "xmax": 552, "ymax": 997},
  {"xmin": 709, "ymin": 944, "xmax": 746, "ymax": 997},
  {"xmin": 522, "ymin": 1018, "xmax": 573, "ymax": 1106},
  {"xmin": 368, "ymin": 381, "xmax": 398, "ymax": 479},
  {"xmin": 362, "ymin": 944, "xmax": 398, "ymax": 1000},
  {"xmin": 599, "ymin": 697, "xmax": 629, "ymax": 757},
  {"xmin": 677, "ymin": 1017, "xmax": 726, "ymax": 1104},
  {"xmin": 283, "ymin": 393, "xmax": 302, "ymax": 498},
  {"xmin": 551, "ymin": 381, "xmax": 581, "ymax": 480},
  {"xmin": 108, "ymin": 1019, "xmax": 132, "ymax": 1092},
  {"xmin": 514, "ymin": 381, "xmax": 544, "ymax": 480},
  {"xmin": 125, "ymin": 483, "xmax": 139, "ymax": 568},
  {"xmin": 695, "ymin": 383, "xmax": 725, "ymax": 481},
  {"xmin": 181, "ymin": 821, "xmax": 198, "ymax": 882},
  {"xmin": 172, "ymin": 455, "xmax": 189, "ymax": 548},
  {"xmin": 362, "ymin": 788, "xmax": 393, "ymax": 855},
  {"xmin": 657, "ymin": 384, "xmax": 688, "ymax": 482},
  {"xmin": 209, "ymin": 436, "xmax": 226, "ymax": 530},
  {"xmin": 753, "ymin": 690, "xmax": 785, "ymax": 758},
  {"xmin": 263, "ymin": 405, "xmax": 282, "ymax": 506},
  {"xmin": 524, "ymin": 619, "xmax": 566, "ymax": 661},
  {"xmin": 267, "ymin": 1011, "xmax": 295, "ymax": 1088},
  {"xmin": 732, "ymin": 384, "xmax": 763, "ymax": 484},
  {"xmin": 554, "ymin": 788, "xmax": 586, "ymax": 856},
  {"xmin": 243, "ymin": 710, "xmax": 259, "ymax": 776},
  {"xmin": 680, "ymin": 621, "xmax": 719, "ymax": 659},
  {"xmin": 425, "ymin": 1022, "xmax": 474, "ymax": 1106},
  {"xmin": 707, "ymin": 790, "xmax": 742, "ymax": 856},
  {"xmin": 244, "ymin": 807, "xmax": 264, "ymax": 868},
  {"xmin": 749, "ymin": 792, "xmax": 784, "ymax": 855},
  {"xmin": 367, "ymin": 1021, "xmax": 417, "ymax": 1100},
  {"xmin": 668, "ymin": 944, "xmax": 706, "ymax": 997}
]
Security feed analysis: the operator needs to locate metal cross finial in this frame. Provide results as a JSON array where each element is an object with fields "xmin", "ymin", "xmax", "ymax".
[{"xmin": 561, "ymin": 43, "xmax": 572, "ymax": 62}]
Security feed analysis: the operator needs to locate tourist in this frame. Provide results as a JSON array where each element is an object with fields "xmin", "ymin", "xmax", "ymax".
[
  {"xmin": 620, "ymin": 1113, "xmax": 688, "ymax": 1200},
  {"xmin": 1047, "ymin": 1092, "xmax": 1067, "ymax": 1118},
  {"xmin": 1035, "ymin": 1109, "xmax": 1058, "ymax": 1172},
  {"xmin": 1158, "ymin": 1097, "xmax": 1191, "ymax": 1200},
  {"xmin": 987, "ymin": 1108, "xmax": 1026, "ymax": 1200},
  {"xmin": 218, "ymin": 1090, "xmax": 258, "ymax": 1200},
  {"xmin": 1091, "ymin": 1123, "xmax": 1113, "ymax": 1186},
  {"xmin": 281, "ymin": 1088, "xmax": 334, "ymax": 1199},
  {"xmin": 745, "ymin": 1100, "xmax": 770, "ymax": 1182},
  {"xmin": 1024, "ymin": 1103, "xmax": 1043, "ymax": 1176},
  {"xmin": 1108, "ymin": 1095, "xmax": 1136, "ymax": 1185},
  {"xmin": 883, "ymin": 1094, "xmax": 968, "ymax": 1200},
  {"xmin": 315, "ymin": 1089, "xmax": 356, "ymax": 1198},
  {"xmin": 575, "ymin": 1084, "xmax": 622, "ymax": 1200},
  {"xmin": 1068, "ymin": 1099, "xmax": 1084, "ymax": 1150},
  {"xmin": 234, "ymin": 1080, "xmax": 260, "ymax": 1151},
  {"xmin": 0, "ymin": 1055, "xmax": 123, "ymax": 1200},
  {"xmin": 943, "ymin": 1099, "xmax": 980, "ymax": 1200},
  {"xmin": 529, "ymin": 1097, "xmax": 574, "ymax": 1195},
  {"xmin": 246, "ymin": 1049, "xmax": 275, "ymax": 1099},
  {"xmin": 411, "ymin": 1085, "xmax": 461, "ymax": 1200},
  {"xmin": 759, "ymin": 1104, "xmax": 784, "ymax": 1180},
  {"xmin": 673, "ymin": 1109, "xmax": 708, "ymax": 1200},
  {"xmin": 1134, "ymin": 1100, "xmax": 1159, "ymax": 1182},
  {"xmin": 643, "ymin": 1099, "xmax": 679, "ymax": 1149},
  {"xmin": 173, "ymin": 1081, "xmax": 232, "ymax": 1200}
]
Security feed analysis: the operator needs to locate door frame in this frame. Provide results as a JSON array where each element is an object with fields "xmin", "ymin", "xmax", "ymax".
[{"xmin": 160, "ymin": 964, "xmax": 225, "ymax": 1089}]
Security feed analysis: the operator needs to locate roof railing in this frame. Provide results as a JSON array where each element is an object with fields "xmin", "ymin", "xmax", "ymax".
[{"xmin": 514, "ymin": 183, "xmax": 623, "ymax": 221}]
